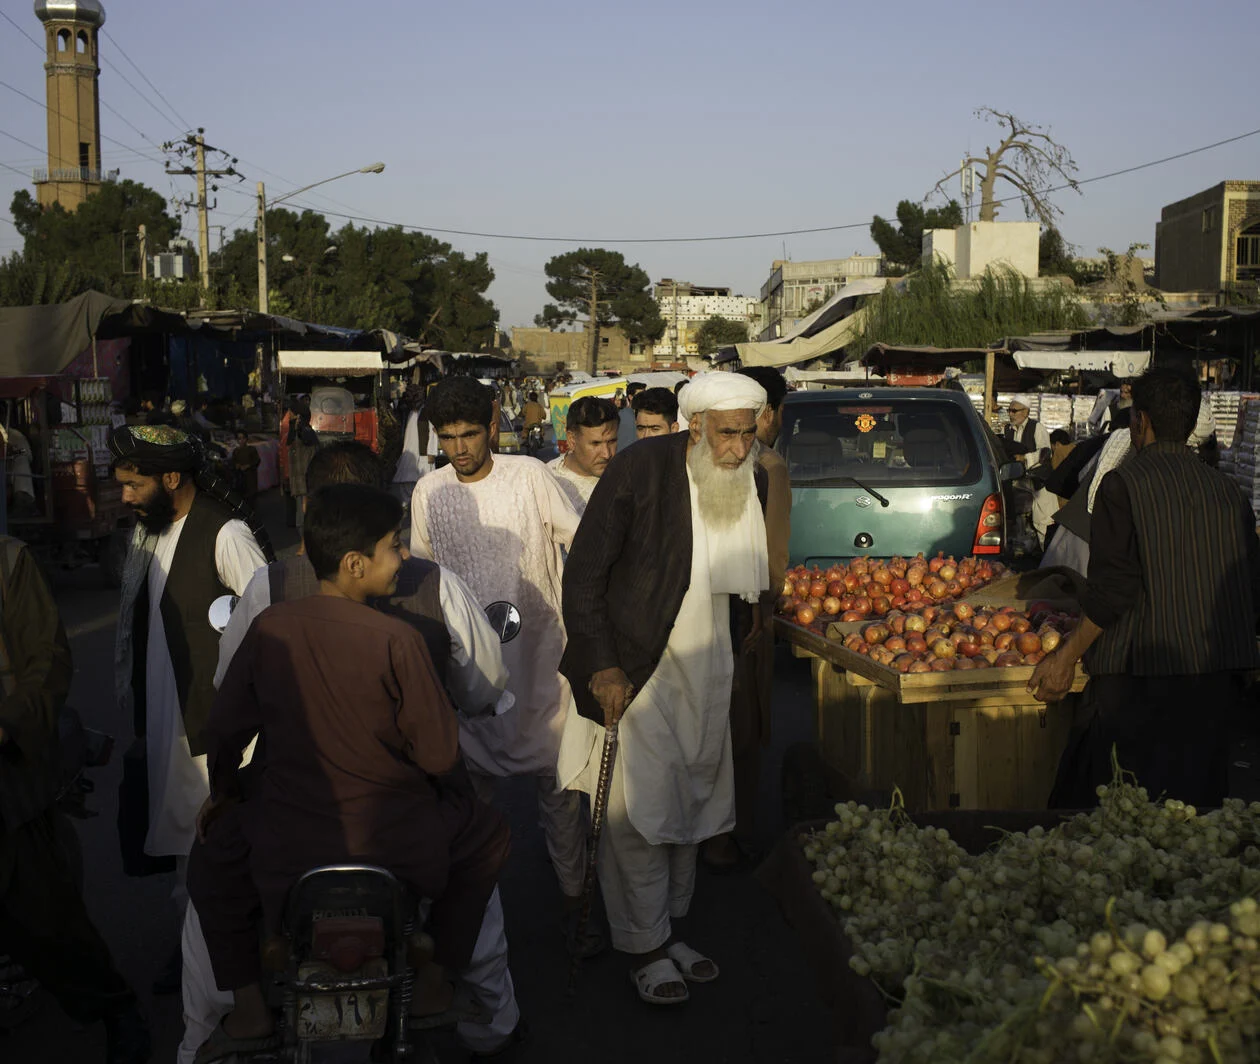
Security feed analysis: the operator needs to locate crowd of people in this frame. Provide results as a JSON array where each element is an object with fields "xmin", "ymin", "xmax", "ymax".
[
  {"xmin": 1, "ymin": 361, "xmax": 1256, "ymax": 1063},
  {"xmin": 0, "ymin": 367, "xmax": 794, "ymax": 1063}
]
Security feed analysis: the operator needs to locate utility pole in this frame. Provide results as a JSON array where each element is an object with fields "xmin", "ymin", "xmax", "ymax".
[
  {"xmin": 671, "ymin": 281, "xmax": 680, "ymax": 363},
  {"xmin": 256, "ymin": 181, "xmax": 268, "ymax": 314},
  {"xmin": 138, "ymin": 224, "xmax": 147, "ymax": 283},
  {"xmin": 164, "ymin": 129, "xmax": 241, "ymax": 307}
]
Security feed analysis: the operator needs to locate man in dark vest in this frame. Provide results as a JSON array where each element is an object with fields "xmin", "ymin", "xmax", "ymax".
[
  {"xmin": 557, "ymin": 372, "xmax": 770, "ymax": 1006},
  {"xmin": 179, "ymin": 442, "xmax": 522, "ymax": 1064},
  {"xmin": 0, "ymin": 536, "xmax": 150, "ymax": 1063},
  {"xmin": 1029, "ymin": 368, "xmax": 1260, "ymax": 807},
  {"xmin": 1003, "ymin": 398, "xmax": 1051, "ymax": 467},
  {"xmin": 110, "ymin": 424, "xmax": 270, "ymax": 993}
]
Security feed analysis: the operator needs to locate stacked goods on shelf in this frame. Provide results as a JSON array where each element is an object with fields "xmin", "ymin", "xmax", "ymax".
[
  {"xmin": 1071, "ymin": 395, "xmax": 1095, "ymax": 438},
  {"xmin": 1210, "ymin": 391, "xmax": 1243, "ymax": 448},
  {"xmin": 1036, "ymin": 394, "xmax": 1072, "ymax": 432},
  {"xmin": 1229, "ymin": 397, "xmax": 1260, "ymax": 516}
]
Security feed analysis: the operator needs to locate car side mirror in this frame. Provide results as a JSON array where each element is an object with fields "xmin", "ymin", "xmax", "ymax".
[
  {"xmin": 999, "ymin": 461, "xmax": 1025, "ymax": 482},
  {"xmin": 484, "ymin": 601, "xmax": 522, "ymax": 644},
  {"xmin": 208, "ymin": 595, "xmax": 239, "ymax": 634}
]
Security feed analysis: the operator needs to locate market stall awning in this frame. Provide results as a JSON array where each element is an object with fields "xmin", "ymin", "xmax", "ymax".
[
  {"xmin": 277, "ymin": 350, "xmax": 383, "ymax": 376},
  {"xmin": 731, "ymin": 308, "xmax": 869, "ymax": 368},
  {"xmin": 0, "ymin": 289, "xmax": 132, "ymax": 376},
  {"xmin": 1011, "ymin": 350, "xmax": 1151, "ymax": 376},
  {"xmin": 859, "ymin": 343, "xmax": 1001, "ymax": 371}
]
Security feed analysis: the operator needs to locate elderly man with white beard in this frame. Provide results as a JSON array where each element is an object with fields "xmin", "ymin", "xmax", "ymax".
[{"xmin": 556, "ymin": 372, "xmax": 770, "ymax": 1006}]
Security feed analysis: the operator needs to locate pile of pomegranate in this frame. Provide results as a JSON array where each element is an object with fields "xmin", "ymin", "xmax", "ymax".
[
  {"xmin": 776, "ymin": 553, "xmax": 1004, "ymax": 629},
  {"xmin": 834, "ymin": 603, "xmax": 1076, "ymax": 673}
]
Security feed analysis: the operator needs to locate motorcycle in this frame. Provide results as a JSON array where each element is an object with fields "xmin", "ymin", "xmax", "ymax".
[
  {"xmin": 523, "ymin": 423, "xmax": 545, "ymax": 455},
  {"xmin": 0, "ymin": 707, "xmax": 113, "ymax": 1029},
  {"xmin": 198, "ymin": 594, "xmax": 521, "ymax": 1062}
]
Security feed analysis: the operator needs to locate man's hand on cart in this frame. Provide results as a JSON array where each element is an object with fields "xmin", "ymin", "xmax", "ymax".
[{"xmin": 1027, "ymin": 650, "xmax": 1075, "ymax": 703}]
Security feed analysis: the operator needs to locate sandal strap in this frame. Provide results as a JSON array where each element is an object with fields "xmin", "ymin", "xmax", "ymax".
[{"xmin": 634, "ymin": 957, "xmax": 685, "ymax": 990}]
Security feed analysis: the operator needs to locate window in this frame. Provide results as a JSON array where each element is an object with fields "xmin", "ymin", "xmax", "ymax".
[
  {"xmin": 1237, "ymin": 225, "xmax": 1260, "ymax": 272},
  {"xmin": 79, "ymin": 142, "xmax": 91, "ymax": 171},
  {"xmin": 56, "ymin": 29, "xmax": 69, "ymax": 52},
  {"xmin": 782, "ymin": 399, "xmax": 980, "ymax": 487},
  {"xmin": 1203, "ymin": 207, "xmax": 1219, "ymax": 233},
  {"xmin": 76, "ymin": 30, "xmax": 87, "ymax": 54}
]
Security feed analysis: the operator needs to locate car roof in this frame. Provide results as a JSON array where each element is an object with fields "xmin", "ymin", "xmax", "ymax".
[{"xmin": 783, "ymin": 386, "xmax": 977, "ymax": 409}]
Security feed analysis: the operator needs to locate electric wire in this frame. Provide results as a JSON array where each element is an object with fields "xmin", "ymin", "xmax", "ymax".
[
  {"xmin": 261, "ymin": 126, "xmax": 1260, "ymax": 246},
  {"xmin": 0, "ymin": 78, "xmax": 166, "ymax": 165},
  {"xmin": 101, "ymin": 29, "xmax": 191, "ymax": 132}
]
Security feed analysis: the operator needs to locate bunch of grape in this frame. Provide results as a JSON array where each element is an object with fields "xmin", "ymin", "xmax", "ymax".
[{"xmin": 800, "ymin": 775, "xmax": 1260, "ymax": 1062}]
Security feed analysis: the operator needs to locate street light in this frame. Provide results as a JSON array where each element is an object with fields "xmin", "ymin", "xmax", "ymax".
[{"xmin": 256, "ymin": 163, "xmax": 385, "ymax": 314}]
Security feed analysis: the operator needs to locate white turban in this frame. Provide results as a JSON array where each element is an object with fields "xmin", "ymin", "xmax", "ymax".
[{"xmin": 677, "ymin": 372, "xmax": 767, "ymax": 422}]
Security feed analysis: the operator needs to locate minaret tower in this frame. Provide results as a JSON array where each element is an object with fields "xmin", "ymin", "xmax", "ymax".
[{"xmin": 33, "ymin": 0, "xmax": 106, "ymax": 211}]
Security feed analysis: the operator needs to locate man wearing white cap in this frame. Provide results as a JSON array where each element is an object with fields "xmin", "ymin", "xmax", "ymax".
[
  {"xmin": 1004, "ymin": 399, "xmax": 1052, "ymax": 467},
  {"xmin": 557, "ymin": 371, "xmax": 770, "ymax": 1006}
]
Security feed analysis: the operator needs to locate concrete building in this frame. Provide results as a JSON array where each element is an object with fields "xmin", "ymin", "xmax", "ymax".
[
  {"xmin": 756, "ymin": 255, "xmax": 884, "ymax": 340},
  {"xmin": 652, "ymin": 280, "xmax": 757, "ymax": 358},
  {"xmin": 921, "ymin": 221, "xmax": 1040, "ymax": 280},
  {"xmin": 33, "ymin": 0, "xmax": 110, "ymax": 211},
  {"xmin": 1154, "ymin": 181, "xmax": 1260, "ymax": 294},
  {"xmin": 510, "ymin": 323, "xmax": 647, "ymax": 376}
]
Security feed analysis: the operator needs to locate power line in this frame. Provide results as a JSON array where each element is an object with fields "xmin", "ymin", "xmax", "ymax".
[
  {"xmin": 269, "ymin": 125, "xmax": 1260, "ymax": 246},
  {"xmin": 0, "ymin": 128, "xmax": 47, "ymax": 156},
  {"xmin": 101, "ymin": 29, "xmax": 191, "ymax": 131},
  {"xmin": 0, "ymin": 77, "xmax": 166, "ymax": 165},
  {"xmin": 0, "ymin": 10, "xmax": 41, "ymax": 49}
]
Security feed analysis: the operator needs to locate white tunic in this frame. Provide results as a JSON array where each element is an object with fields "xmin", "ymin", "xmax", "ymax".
[
  {"xmin": 411, "ymin": 456, "xmax": 579, "ymax": 776},
  {"xmin": 144, "ymin": 517, "xmax": 266, "ymax": 857},
  {"xmin": 557, "ymin": 470, "xmax": 737, "ymax": 846},
  {"xmin": 546, "ymin": 454, "xmax": 598, "ymax": 515}
]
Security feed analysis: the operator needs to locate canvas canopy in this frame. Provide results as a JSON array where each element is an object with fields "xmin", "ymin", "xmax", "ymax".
[
  {"xmin": 0, "ymin": 290, "xmax": 132, "ymax": 377},
  {"xmin": 277, "ymin": 350, "xmax": 383, "ymax": 377},
  {"xmin": 725, "ymin": 279, "xmax": 888, "ymax": 368},
  {"xmin": 1012, "ymin": 350, "xmax": 1151, "ymax": 376}
]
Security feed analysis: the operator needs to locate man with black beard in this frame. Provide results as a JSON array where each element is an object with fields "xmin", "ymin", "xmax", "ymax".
[
  {"xmin": 557, "ymin": 372, "xmax": 770, "ymax": 1007},
  {"xmin": 110, "ymin": 425, "xmax": 270, "ymax": 993}
]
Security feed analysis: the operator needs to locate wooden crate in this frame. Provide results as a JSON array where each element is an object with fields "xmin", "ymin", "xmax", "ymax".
[{"xmin": 810, "ymin": 657, "xmax": 1073, "ymax": 811}]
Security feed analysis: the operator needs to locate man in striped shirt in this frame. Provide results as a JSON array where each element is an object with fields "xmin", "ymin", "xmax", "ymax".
[{"xmin": 1029, "ymin": 368, "xmax": 1260, "ymax": 807}]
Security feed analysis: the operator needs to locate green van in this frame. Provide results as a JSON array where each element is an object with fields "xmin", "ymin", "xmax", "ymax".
[{"xmin": 778, "ymin": 387, "xmax": 1023, "ymax": 567}]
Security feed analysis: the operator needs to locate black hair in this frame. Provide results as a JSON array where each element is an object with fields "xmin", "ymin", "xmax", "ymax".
[
  {"xmin": 423, "ymin": 377, "xmax": 494, "ymax": 430},
  {"xmin": 626, "ymin": 381, "xmax": 647, "ymax": 397},
  {"xmin": 303, "ymin": 484, "xmax": 403, "ymax": 582},
  {"xmin": 1131, "ymin": 368, "xmax": 1201, "ymax": 442},
  {"xmin": 673, "ymin": 380, "xmax": 689, "ymax": 396},
  {"xmin": 306, "ymin": 441, "xmax": 385, "ymax": 493},
  {"xmin": 528, "ymin": 391, "xmax": 539, "ymax": 402},
  {"xmin": 1049, "ymin": 428, "xmax": 1073, "ymax": 447},
  {"xmin": 567, "ymin": 396, "xmax": 618, "ymax": 433},
  {"xmin": 737, "ymin": 367, "xmax": 787, "ymax": 410},
  {"xmin": 631, "ymin": 387, "xmax": 678, "ymax": 423}
]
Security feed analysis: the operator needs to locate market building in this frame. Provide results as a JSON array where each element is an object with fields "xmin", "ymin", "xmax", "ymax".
[
  {"xmin": 756, "ymin": 255, "xmax": 884, "ymax": 340},
  {"xmin": 33, "ymin": 0, "xmax": 111, "ymax": 212},
  {"xmin": 509, "ymin": 322, "xmax": 646, "ymax": 375},
  {"xmin": 1154, "ymin": 180, "xmax": 1260, "ymax": 296},
  {"xmin": 651, "ymin": 280, "xmax": 758, "ymax": 360}
]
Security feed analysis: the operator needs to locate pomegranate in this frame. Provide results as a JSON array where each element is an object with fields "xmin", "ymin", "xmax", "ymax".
[
  {"xmin": 953, "ymin": 602, "xmax": 974, "ymax": 621},
  {"xmin": 794, "ymin": 580, "xmax": 811, "ymax": 598},
  {"xmin": 929, "ymin": 552, "xmax": 946, "ymax": 574},
  {"xmin": 887, "ymin": 611, "xmax": 907, "ymax": 635},
  {"xmin": 822, "ymin": 596, "xmax": 842, "ymax": 616},
  {"xmin": 906, "ymin": 567, "xmax": 925, "ymax": 587},
  {"xmin": 905, "ymin": 587, "xmax": 924, "ymax": 604},
  {"xmin": 872, "ymin": 568, "xmax": 893, "ymax": 587},
  {"xmin": 893, "ymin": 653, "xmax": 916, "ymax": 673},
  {"xmin": 930, "ymin": 658, "xmax": 955, "ymax": 672},
  {"xmin": 1023, "ymin": 651, "xmax": 1045, "ymax": 665},
  {"xmin": 995, "ymin": 651, "xmax": 1023, "ymax": 667},
  {"xmin": 884, "ymin": 635, "xmax": 907, "ymax": 652},
  {"xmin": 953, "ymin": 657, "xmax": 976, "ymax": 670},
  {"xmin": 958, "ymin": 640, "xmax": 984, "ymax": 659},
  {"xmin": 1009, "ymin": 615, "xmax": 1031, "ymax": 634},
  {"xmin": 1015, "ymin": 632, "xmax": 1042, "ymax": 656},
  {"xmin": 946, "ymin": 580, "xmax": 963, "ymax": 597},
  {"xmin": 889, "ymin": 577, "xmax": 910, "ymax": 596},
  {"xmin": 843, "ymin": 573, "xmax": 860, "ymax": 592},
  {"xmin": 994, "ymin": 632, "xmax": 1015, "ymax": 651},
  {"xmin": 932, "ymin": 639, "xmax": 957, "ymax": 660},
  {"xmin": 1040, "ymin": 629, "xmax": 1062, "ymax": 653},
  {"xmin": 871, "ymin": 596, "xmax": 892, "ymax": 616},
  {"xmin": 776, "ymin": 595, "xmax": 795, "ymax": 614},
  {"xmin": 826, "ymin": 580, "xmax": 845, "ymax": 599},
  {"xmin": 939, "ymin": 562, "xmax": 957, "ymax": 581},
  {"xmin": 928, "ymin": 579, "xmax": 949, "ymax": 600},
  {"xmin": 908, "ymin": 660, "xmax": 933, "ymax": 673},
  {"xmin": 853, "ymin": 596, "xmax": 871, "ymax": 614},
  {"xmin": 782, "ymin": 576, "xmax": 795, "ymax": 597},
  {"xmin": 807, "ymin": 597, "xmax": 823, "ymax": 612},
  {"xmin": 795, "ymin": 605, "xmax": 816, "ymax": 625},
  {"xmin": 980, "ymin": 648, "xmax": 1000, "ymax": 664},
  {"xmin": 903, "ymin": 614, "xmax": 927, "ymax": 633},
  {"xmin": 840, "ymin": 610, "xmax": 865, "ymax": 623},
  {"xmin": 990, "ymin": 613, "xmax": 1013, "ymax": 632},
  {"xmin": 863, "ymin": 624, "xmax": 890, "ymax": 645},
  {"xmin": 809, "ymin": 580, "xmax": 828, "ymax": 599},
  {"xmin": 906, "ymin": 635, "xmax": 928, "ymax": 655}
]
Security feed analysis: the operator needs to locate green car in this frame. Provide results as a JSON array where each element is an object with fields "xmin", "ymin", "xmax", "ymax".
[{"xmin": 778, "ymin": 387, "xmax": 1023, "ymax": 568}]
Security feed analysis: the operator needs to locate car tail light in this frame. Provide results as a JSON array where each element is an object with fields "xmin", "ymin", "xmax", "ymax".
[{"xmin": 972, "ymin": 493, "xmax": 1002, "ymax": 555}]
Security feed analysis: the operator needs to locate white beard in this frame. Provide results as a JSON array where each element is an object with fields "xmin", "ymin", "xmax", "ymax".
[{"xmin": 687, "ymin": 434, "xmax": 754, "ymax": 530}]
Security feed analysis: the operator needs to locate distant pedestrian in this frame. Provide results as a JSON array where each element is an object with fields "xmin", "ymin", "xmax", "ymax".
[
  {"xmin": 286, "ymin": 399, "xmax": 319, "ymax": 530},
  {"xmin": 548, "ymin": 396, "xmax": 619, "ymax": 515},
  {"xmin": 617, "ymin": 381, "xmax": 646, "ymax": 451},
  {"xmin": 230, "ymin": 432, "xmax": 260, "ymax": 501}
]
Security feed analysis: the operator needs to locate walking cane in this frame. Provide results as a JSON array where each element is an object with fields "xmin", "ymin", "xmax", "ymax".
[{"xmin": 567, "ymin": 721, "xmax": 619, "ymax": 996}]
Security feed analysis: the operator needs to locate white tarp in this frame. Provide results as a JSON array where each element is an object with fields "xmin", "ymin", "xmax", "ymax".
[
  {"xmin": 278, "ymin": 350, "xmax": 383, "ymax": 377},
  {"xmin": 1012, "ymin": 350, "xmax": 1151, "ymax": 376},
  {"xmin": 732, "ymin": 307, "xmax": 869, "ymax": 367}
]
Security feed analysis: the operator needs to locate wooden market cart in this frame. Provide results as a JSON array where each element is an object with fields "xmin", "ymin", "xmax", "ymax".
[{"xmin": 777, "ymin": 615, "xmax": 1087, "ymax": 818}]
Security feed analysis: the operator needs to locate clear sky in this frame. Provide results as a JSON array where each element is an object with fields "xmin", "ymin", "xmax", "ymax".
[{"xmin": 1, "ymin": 0, "xmax": 1258, "ymax": 329}]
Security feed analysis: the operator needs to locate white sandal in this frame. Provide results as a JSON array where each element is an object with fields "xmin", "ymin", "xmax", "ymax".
[
  {"xmin": 630, "ymin": 957, "xmax": 690, "ymax": 1005},
  {"xmin": 666, "ymin": 942, "xmax": 719, "ymax": 983}
]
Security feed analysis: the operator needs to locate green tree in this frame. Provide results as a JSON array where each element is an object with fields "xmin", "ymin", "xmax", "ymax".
[
  {"xmin": 539, "ymin": 248, "xmax": 664, "ymax": 373},
  {"xmin": 7, "ymin": 180, "xmax": 182, "ymax": 302},
  {"xmin": 1038, "ymin": 225, "xmax": 1076, "ymax": 277},
  {"xmin": 693, "ymin": 315, "xmax": 749, "ymax": 357},
  {"xmin": 870, "ymin": 199, "xmax": 965, "ymax": 274}
]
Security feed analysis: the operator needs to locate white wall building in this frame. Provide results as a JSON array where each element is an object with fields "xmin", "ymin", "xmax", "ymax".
[
  {"xmin": 652, "ymin": 280, "xmax": 758, "ymax": 359},
  {"xmin": 922, "ymin": 221, "xmax": 1040, "ymax": 280},
  {"xmin": 756, "ymin": 255, "xmax": 885, "ymax": 340}
]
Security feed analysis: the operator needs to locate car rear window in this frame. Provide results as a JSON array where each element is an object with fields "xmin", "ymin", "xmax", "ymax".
[{"xmin": 780, "ymin": 399, "xmax": 982, "ymax": 487}]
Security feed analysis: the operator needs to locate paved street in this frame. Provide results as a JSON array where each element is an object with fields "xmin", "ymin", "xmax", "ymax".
[{"xmin": 2, "ymin": 492, "xmax": 833, "ymax": 1064}]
